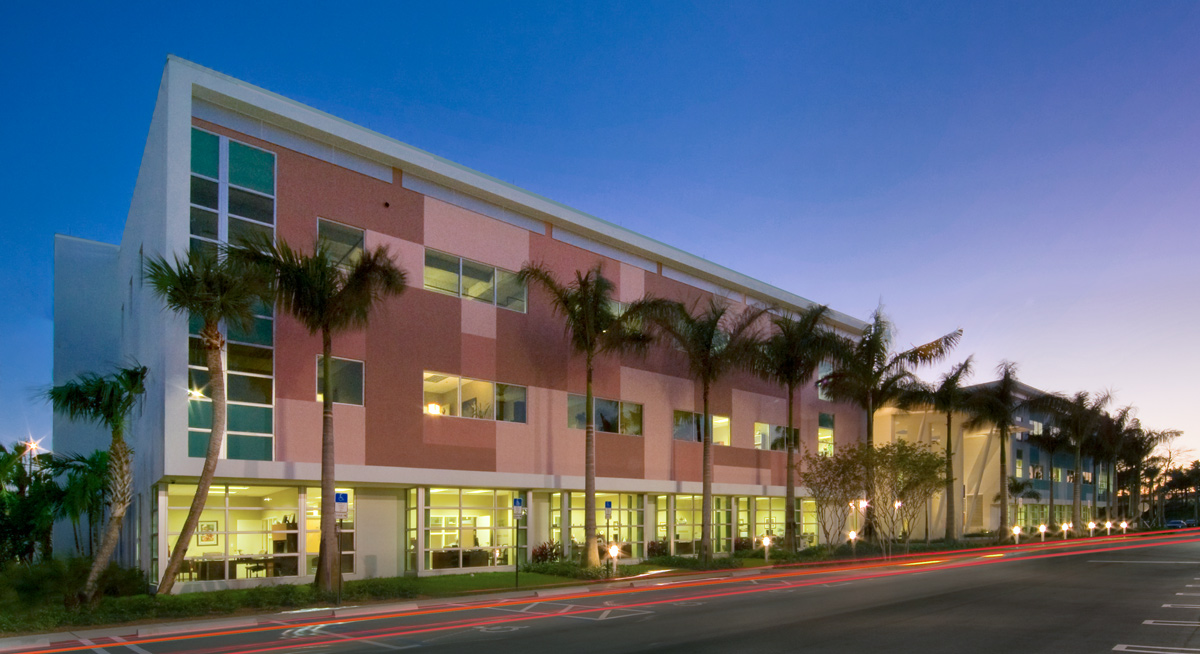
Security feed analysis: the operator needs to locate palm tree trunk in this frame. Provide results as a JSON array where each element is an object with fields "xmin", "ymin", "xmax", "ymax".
[
  {"xmin": 863, "ymin": 398, "xmax": 875, "ymax": 540},
  {"xmin": 1048, "ymin": 459, "xmax": 1056, "ymax": 529},
  {"xmin": 700, "ymin": 383, "xmax": 713, "ymax": 563},
  {"xmin": 944, "ymin": 411, "xmax": 955, "ymax": 542},
  {"xmin": 315, "ymin": 328, "xmax": 342, "ymax": 596},
  {"xmin": 157, "ymin": 328, "xmax": 227, "ymax": 595},
  {"xmin": 784, "ymin": 385, "xmax": 797, "ymax": 553},
  {"xmin": 998, "ymin": 427, "xmax": 1009, "ymax": 540},
  {"xmin": 83, "ymin": 432, "xmax": 132, "ymax": 604},
  {"xmin": 1133, "ymin": 462, "xmax": 1143, "ymax": 527},
  {"xmin": 1072, "ymin": 443, "xmax": 1083, "ymax": 533},
  {"xmin": 1090, "ymin": 460, "xmax": 1098, "ymax": 525},
  {"xmin": 583, "ymin": 361, "xmax": 600, "ymax": 568}
]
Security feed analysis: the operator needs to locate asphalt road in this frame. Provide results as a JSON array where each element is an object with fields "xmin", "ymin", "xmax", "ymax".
[{"xmin": 15, "ymin": 532, "xmax": 1200, "ymax": 654}]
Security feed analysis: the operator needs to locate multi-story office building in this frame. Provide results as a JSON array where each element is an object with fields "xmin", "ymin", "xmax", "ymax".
[
  {"xmin": 53, "ymin": 57, "xmax": 869, "ymax": 590},
  {"xmin": 876, "ymin": 380, "xmax": 1113, "ymax": 538}
]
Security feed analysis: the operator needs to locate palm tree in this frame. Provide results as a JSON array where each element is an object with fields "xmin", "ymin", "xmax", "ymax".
[
  {"xmin": 962, "ymin": 361, "xmax": 1022, "ymax": 538},
  {"xmin": 518, "ymin": 263, "xmax": 671, "ymax": 568},
  {"xmin": 233, "ymin": 237, "xmax": 405, "ymax": 595},
  {"xmin": 43, "ymin": 450, "xmax": 110, "ymax": 556},
  {"xmin": 1028, "ymin": 391, "xmax": 1110, "ymax": 533},
  {"xmin": 897, "ymin": 357, "xmax": 974, "ymax": 542},
  {"xmin": 1089, "ymin": 405, "xmax": 1133, "ymax": 522},
  {"xmin": 47, "ymin": 364, "xmax": 148, "ymax": 603},
  {"xmin": 1121, "ymin": 425, "xmax": 1177, "ymax": 527},
  {"xmin": 995, "ymin": 475, "xmax": 1041, "ymax": 530},
  {"xmin": 145, "ymin": 248, "xmax": 271, "ymax": 594},
  {"xmin": 1028, "ymin": 423, "xmax": 1070, "ymax": 528},
  {"xmin": 654, "ymin": 299, "xmax": 766, "ymax": 563},
  {"xmin": 755, "ymin": 304, "xmax": 841, "ymax": 552},
  {"xmin": 821, "ymin": 307, "xmax": 960, "ymax": 537}
]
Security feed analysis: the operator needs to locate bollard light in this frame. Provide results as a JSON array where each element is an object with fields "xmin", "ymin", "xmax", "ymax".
[
  {"xmin": 763, "ymin": 535, "xmax": 772, "ymax": 562},
  {"xmin": 1088, "ymin": 521, "xmax": 1096, "ymax": 537},
  {"xmin": 848, "ymin": 530, "xmax": 857, "ymax": 557},
  {"xmin": 1012, "ymin": 525, "xmax": 1022, "ymax": 545},
  {"xmin": 1120, "ymin": 521, "xmax": 1128, "ymax": 534},
  {"xmin": 1039, "ymin": 524, "xmax": 1047, "ymax": 542},
  {"xmin": 608, "ymin": 544, "xmax": 621, "ymax": 578},
  {"xmin": 1105, "ymin": 521, "xmax": 1112, "ymax": 536},
  {"xmin": 1062, "ymin": 522, "xmax": 1072, "ymax": 540}
]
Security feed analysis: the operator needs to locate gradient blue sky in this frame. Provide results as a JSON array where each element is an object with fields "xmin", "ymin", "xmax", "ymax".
[{"xmin": 2, "ymin": 2, "xmax": 1197, "ymax": 454}]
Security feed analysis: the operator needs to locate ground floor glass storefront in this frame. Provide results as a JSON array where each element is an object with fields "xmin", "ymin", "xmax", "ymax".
[
  {"xmin": 422, "ymin": 488, "xmax": 522, "ymax": 570},
  {"xmin": 164, "ymin": 484, "xmax": 355, "ymax": 581},
  {"xmin": 550, "ymin": 492, "xmax": 645, "ymax": 558}
]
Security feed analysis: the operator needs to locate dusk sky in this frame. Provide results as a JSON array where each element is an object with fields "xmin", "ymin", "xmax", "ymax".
[{"xmin": 2, "ymin": 3, "xmax": 1197, "ymax": 455}]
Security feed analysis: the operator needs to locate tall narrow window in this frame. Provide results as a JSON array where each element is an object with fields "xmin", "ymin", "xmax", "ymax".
[
  {"xmin": 187, "ymin": 128, "xmax": 275, "ymax": 462},
  {"xmin": 818, "ymin": 413, "xmax": 835, "ymax": 456}
]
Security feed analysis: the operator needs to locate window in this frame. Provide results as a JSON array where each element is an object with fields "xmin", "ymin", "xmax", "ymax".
[
  {"xmin": 306, "ymin": 487, "xmax": 356, "ymax": 575},
  {"xmin": 559, "ymin": 492, "xmax": 644, "ymax": 558},
  {"xmin": 1053, "ymin": 467, "xmax": 1064, "ymax": 483},
  {"xmin": 425, "ymin": 488, "xmax": 522, "ymax": 569},
  {"xmin": 1031, "ymin": 464, "xmax": 1044, "ymax": 480},
  {"xmin": 1030, "ymin": 420, "xmax": 1044, "ymax": 436},
  {"xmin": 1015, "ymin": 449, "xmax": 1024, "ymax": 478},
  {"xmin": 568, "ymin": 395, "xmax": 642, "ymax": 435},
  {"xmin": 187, "ymin": 128, "xmax": 276, "ymax": 462},
  {"xmin": 818, "ymin": 413, "xmax": 835, "ymax": 456},
  {"xmin": 754, "ymin": 422, "xmax": 797, "ymax": 451},
  {"xmin": 166, "ymin": 484, "xmax": 301, "ymax": 581},
  {"xmin": 423, "ymin": 249, "xmax": 525, "ymax": 312},
  {"xmin": 316, "ymin": 356, "xmax": 364, "ymax": 405},
  {"xmin": 423, "ymin": 372, "xmax": 526, "ymax": 423},
  {"xmin": 674, "ymin": 411, "xmax": 730, "ymax": 445},
  {"xmin": 817, "ymin": 361, "xmax": 833, "ymax": 402},
  {"xmin": 319, "ymin": 219, "xmax": 364, "ymax": 268}
]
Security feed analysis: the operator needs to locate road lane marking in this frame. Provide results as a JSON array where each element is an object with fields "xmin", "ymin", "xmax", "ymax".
[
  {"xmin": 1177, "ymin": 593, "xmax": 1200, "ymax": 596},
  {"xmin": 1090, "ymin": 561, "xmax": 1200, "ymax": 564},
  {"xmin": 1163, "ymin": 604, "xmax": 1200, "ymax": 608},
  {"xmin": 1115, "ymin": 646, "xmax": 1200, "ymax": 652},
  {"xmin": 1143, "ymin": 620, "xmax": 1200, "ymax": 626},
  {"xmin": 108, "ymin": 637, "xmax": 152, "ymax": 654},
  {"xmin": 76, "ymin": 639, "xmax": 109, "ymax": 654}
]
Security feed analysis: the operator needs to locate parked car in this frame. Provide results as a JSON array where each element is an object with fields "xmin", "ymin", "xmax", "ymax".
[
  {"xmin": 1166, "ymin": 519, "xmax": 1187, "ymax": 529},
  {"xmin": 1187, "ymin": 519, "xmax": 1197, "ymax": 527}
]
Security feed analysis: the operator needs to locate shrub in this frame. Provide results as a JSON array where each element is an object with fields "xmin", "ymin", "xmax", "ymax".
[
  {"xmin": 522, "ymin": 561, "xmax": 608, "ymax": 579},
  {"xmin": 647, "ymin": 539, "xmax": 670, "ymax": 558},
  {"xmin": 733, "ymin": 537, "xmax": 754, "ymax": 552},
  {"xmin": 642, "ymin": 555, "xmax": 742, "ymax": 571},
  {"xmin": 531, "ymin": 540, "xmax": 562, "ymax": 564},
  {"xmin": 343, "ymin": 577, "xmax": 418, "ymax": 601}
]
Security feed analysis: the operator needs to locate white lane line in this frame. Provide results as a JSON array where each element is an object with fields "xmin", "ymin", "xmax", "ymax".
[
  {"xmin": 323, "ymin": 630, "xmax": 411, "ymax": 650},
  {"xmin": 76, "ymin": 639, "xmax": 111, "ymax": 654},
  {"xmin": 1186, "ymin": 585, "xmax": 1200, "ymax": 587},
  {"xmin": 1164, "ymin": 604, "xmax": 1200, "ymax": 608},
  {"xmin": 1143, "ymin": 620, "xmax": 1200, "ymax": 626},
  {"xmin": 109, "ymin": 636, "xmax": 153, "ymax": 654},
  {"xmin": 1178, "ymin": 593, "xmax": 1200, "ymax": 596},
  {"xmin": 1090, "ymin": 561, "xmax": 1200, "ymax": 564},
  {"xmin": 1115, "ymin": 646, "xmax": 1200, "ymax": 652}
]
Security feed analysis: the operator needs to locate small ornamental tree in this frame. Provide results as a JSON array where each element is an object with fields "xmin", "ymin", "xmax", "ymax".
[{"xmin": 801, "ymin": 448, "xmax": 864, "ymax": 548}]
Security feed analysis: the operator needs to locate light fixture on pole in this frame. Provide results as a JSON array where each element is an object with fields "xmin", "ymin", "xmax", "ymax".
[
  {"xmin": 1038, "ymin": 524, "xmax": 1047, "ymax": 542},
  {"xmin": 1012, "ymin": 525, "xmax": 1021, "ymax": 545}
]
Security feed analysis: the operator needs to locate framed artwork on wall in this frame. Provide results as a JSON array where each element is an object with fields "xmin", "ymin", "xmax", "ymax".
[{"xmin": 197, "ymin": 520, "xmax": 219, "ymax": 546}]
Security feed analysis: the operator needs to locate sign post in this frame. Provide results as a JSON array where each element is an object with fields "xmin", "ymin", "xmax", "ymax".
[
  {"xmin": 334, "ymin": 492, "xmax": 349, "ymax": 605},
  {"xmin": 513, "ymin": 498, "xmax": 526, "ymax": 589},
  {"xmin": 604, "ymin": 501, "xmax": 613, "ymax": 576}
]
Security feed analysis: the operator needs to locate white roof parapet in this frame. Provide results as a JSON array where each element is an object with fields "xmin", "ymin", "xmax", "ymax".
[{"xmin": 168, "ymin": 55, "xmax": 868, "ymax": 333}]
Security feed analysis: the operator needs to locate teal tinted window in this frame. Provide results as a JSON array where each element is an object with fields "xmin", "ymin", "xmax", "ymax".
[
  {"xmin": 188, "ymin": 400, "xmax": 212, "ymax": 429},
  {"xmin": 227, "ymin": 435, "xmax": 272, "ymax": 461},
  {"xmin": 228, "ymin": 374, "xmax": 272, "ymax": 405},
  {"xmin": 188, "ymin": 313, "xmax": 204, "ymax": 336},
  {"xmin": 228, "ymin": 142, "xmax": 274, "ymax": 194},
  {"xmin": 188, "ymin": 337, "xmax": 207, "ymax": 367},
  {"xmin": 319, "ymin": 220, "xmax": 364, "ymax": 268},
  {"xmin": 190, "ymin": 238, "xmax": 218, "ymax": 260},
  {"xmin": 229, "ymin": 404, "xmax": 272, "ymax": 434},
  {"xmin": 496, "ymin": 270, "xmax": 526, "ymax": 312},
  {"xmin": 191, "ymin": 129, "xmax": 219, "ymax": 178},
  {"xmin": 228, "ymin": 317, "xmax": 273, "ymax": 346},
  {"xmin": 188, "ymin": 430, "xmax": 210, "ymax": 458},
  {"xmin": 188, "ymin": 369, "xmax": 210, "ymax": 396}
]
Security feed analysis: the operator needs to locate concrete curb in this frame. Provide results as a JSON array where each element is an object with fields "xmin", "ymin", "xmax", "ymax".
[
  {"xmin": 138, "ymin": 616, "xmax": 258, "ymax": 637},
  {"xmin": 0, "ymin": 635, "xmax": 49, "ymax": 653}
]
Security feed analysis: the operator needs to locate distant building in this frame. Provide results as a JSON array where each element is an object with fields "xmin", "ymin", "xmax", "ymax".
[
  {"xmin": 54, "ymin": 57, "xmax": 870, "ymax": 590},
  {"xmin": 876, "ymin": 379, "xmax": 1113, "ymax": 538}
]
